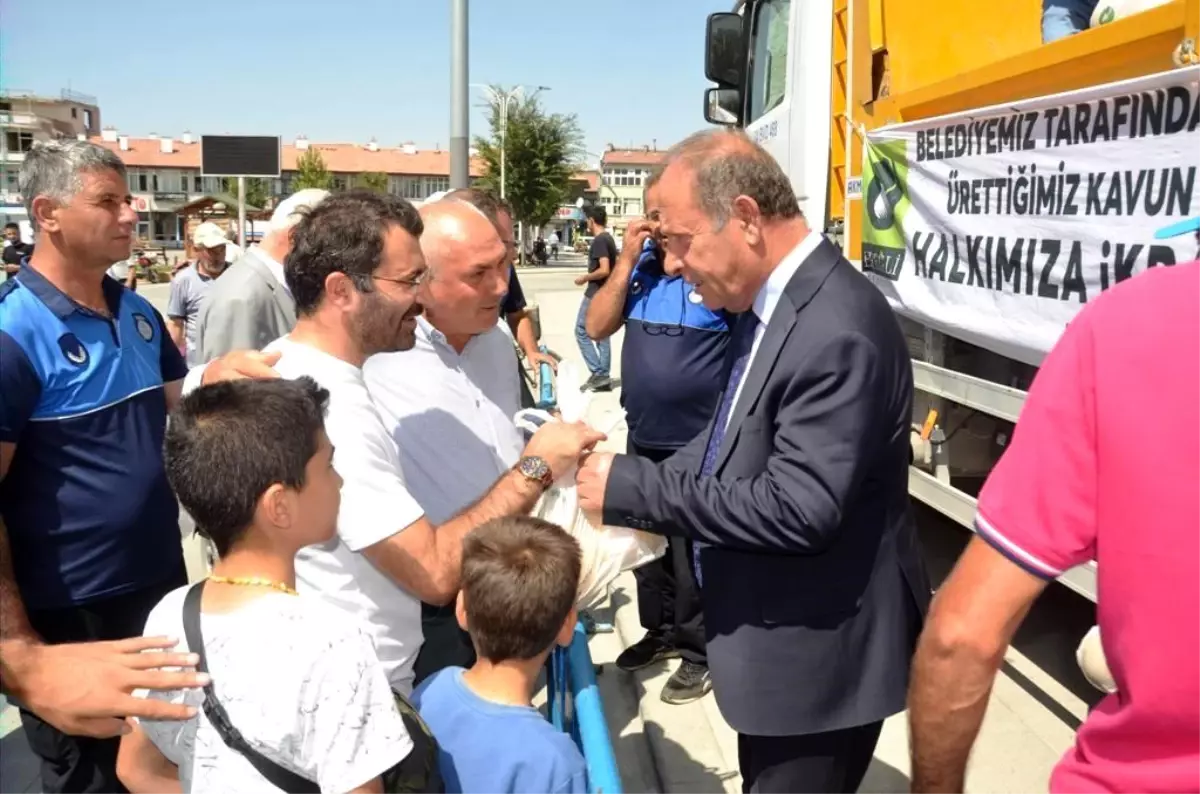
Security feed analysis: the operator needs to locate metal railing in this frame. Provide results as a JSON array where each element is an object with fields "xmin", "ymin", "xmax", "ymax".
[{"xmin": 546, "ymin": 623, "xmax": 622, "ymax": 794}]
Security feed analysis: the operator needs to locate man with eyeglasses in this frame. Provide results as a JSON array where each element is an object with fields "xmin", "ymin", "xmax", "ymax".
[
  {"xmin": 583, "ymin": 183, "xmax": 730, "ymax": 704},
  {"xmin": 183, "ymin": 191, "xmax": 604, "ymax": 694}
]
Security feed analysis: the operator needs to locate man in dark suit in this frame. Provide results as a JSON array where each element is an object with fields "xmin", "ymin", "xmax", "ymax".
[{"xmin": 577, "ymin": 129, "xmax": 931, "ymax": 793}]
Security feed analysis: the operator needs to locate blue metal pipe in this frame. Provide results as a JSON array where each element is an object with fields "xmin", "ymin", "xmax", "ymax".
[{"xmin": 566, "ymin": 623, "xmax": 622, "ymax": 794}]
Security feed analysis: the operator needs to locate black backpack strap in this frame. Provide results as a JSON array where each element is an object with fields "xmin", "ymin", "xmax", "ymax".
[{"xmin": 182, "ymin": 581, "xmax": 319, "ymax": 793}]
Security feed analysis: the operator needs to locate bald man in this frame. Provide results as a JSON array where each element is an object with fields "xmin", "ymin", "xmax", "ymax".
[{"xmin": 364, "ymin": 199, "xmax": 530, "ymax": 681}]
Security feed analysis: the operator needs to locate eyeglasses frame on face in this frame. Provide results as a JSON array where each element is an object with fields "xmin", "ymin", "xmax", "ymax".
[{"xmin": 369, "ymin": 271, "xmax": 428, "ymax": 290}]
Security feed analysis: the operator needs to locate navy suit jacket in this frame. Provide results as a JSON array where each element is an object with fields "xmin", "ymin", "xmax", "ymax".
[{"xmin": 603, "ymin": 237, "xmax": 932, "ymax": 737}]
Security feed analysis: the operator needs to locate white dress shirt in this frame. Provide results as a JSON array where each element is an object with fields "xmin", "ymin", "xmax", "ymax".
[
  {"xmin": 727, "ymin": 231, "xmax": 824, "ymax": 422},
  {"xmin": 364, "ymin": 317, "xmax": 524, "ymax": 526}
]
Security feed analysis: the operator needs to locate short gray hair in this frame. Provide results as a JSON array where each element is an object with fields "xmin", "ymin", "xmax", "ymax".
[
  {"xmin": 661, "ymin": 129, "xmax": 800, "ymax": 228},
  {"xmin": 20, "ymin": 140, "xmax": 127, "ymax": 232}
]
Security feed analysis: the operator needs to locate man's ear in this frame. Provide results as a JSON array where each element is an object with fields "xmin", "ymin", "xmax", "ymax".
[
  {"xmin": 455, "ymin": 591, "xmax": 468, "ymax": 632},
  {"xmin": 555, "ymin": 607, "xmax": 578, "ymax": 648},
  {"xmin": 30, "ymin": 195, "xmax": 61, "ymax": 234},
  {"xmin": 323, "ymin": 271, "xmax": 359, "ymax": 311},
  {"xmin": 731, "ymin": 195, "xmax": 762, "ymax": 247}
]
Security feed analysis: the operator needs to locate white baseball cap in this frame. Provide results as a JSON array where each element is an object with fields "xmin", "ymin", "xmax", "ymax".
[{"xmin": 192, "ymin": 222, "xmax": 227, "ymax": 249}]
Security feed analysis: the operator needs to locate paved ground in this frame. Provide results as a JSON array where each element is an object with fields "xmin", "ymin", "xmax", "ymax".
[{"xmin": 0, "ymin": 266, "xmax": 1097, "ymax": 793}]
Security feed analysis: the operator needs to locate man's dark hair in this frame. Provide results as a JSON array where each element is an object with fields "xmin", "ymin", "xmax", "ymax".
[
  {"xmin": 4, "ymin": 222, "xmax": 18, "ymax": 232},
  {"xmin": 447, "ymin": 188, "xmax": 512, "ymax": 225},
  {"xmin": 285, "ymin": 189, "xmax": 423, "ymax": 315},
  {"xmin": 164, "ymin": 377, "xmax": 330, "ymax": 556},
  {"xmin": 461, "ymin": 516, "xmax": 581, "ymax": 662},
  {"xmin": 665, "ymin": 129, "xmax": 801, "ymax": 227},
  {"xmin": 586, "ymin": 205, "xmax": 607, "ymax": 227}
]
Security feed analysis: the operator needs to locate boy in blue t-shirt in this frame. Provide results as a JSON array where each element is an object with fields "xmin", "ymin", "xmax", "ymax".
[{"xmin": 413, "ymin": 516, "xmax": 587, "ymax": 794}]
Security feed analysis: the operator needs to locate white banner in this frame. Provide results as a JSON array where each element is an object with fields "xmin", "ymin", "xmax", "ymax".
[{"xmin": 862, "ymin": 67, "xmax": 1200, "ymax": 365}]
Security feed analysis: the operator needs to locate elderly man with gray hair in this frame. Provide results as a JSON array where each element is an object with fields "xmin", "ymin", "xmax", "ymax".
[
  {"xmin": 195, "ymin": 188, "xmax": 330, "ymax": 362},
  {"xmin": 0, "ymin": 139, "xmax": 274, "ymax": 792}
]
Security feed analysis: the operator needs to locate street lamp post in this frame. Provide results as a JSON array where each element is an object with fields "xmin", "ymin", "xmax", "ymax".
[{"xmin": 473, "ymin": 84, "xmax": 550, "ymax": 200}]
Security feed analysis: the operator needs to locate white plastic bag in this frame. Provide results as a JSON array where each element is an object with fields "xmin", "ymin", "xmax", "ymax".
[{"xmin": 517, "ymin": 361, "xmax": 666, "ymax": 610}]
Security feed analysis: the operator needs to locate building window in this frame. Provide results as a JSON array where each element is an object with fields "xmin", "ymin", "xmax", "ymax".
[
  {"xmin": 332, "ymin": 175, "xmax": 350, "ymax": 191},
  {"xmin": 3, "ymin": 169, "xmax": 18, "ymax": 194},
  {"xmin": 422, "ymin": 176, "xmax": 449, "ymax": 197},
  {"xmin": 5, "ymin": 131, "xmax": 34, "ymax": 153},
  {"xmin": 390, "ymin": 176, "xmax": 424, "ymax": 199},
  {"xmin": 83, "ymin": 109, "xmax": 93, "ymax": 130},
  {"xmin": 193, "ymin": 174, "xmax": 203, "ymax": 193}
]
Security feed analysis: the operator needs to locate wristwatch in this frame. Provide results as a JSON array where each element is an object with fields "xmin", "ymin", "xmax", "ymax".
[{"xmin": 514, "ymin": 456, "xmax": 554, "ymax": 490}]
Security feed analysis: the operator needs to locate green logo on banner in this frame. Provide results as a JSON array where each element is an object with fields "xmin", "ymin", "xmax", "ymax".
[{"xmin": 862, "ymin": 139, "xmax": 910, "ymax": 281}]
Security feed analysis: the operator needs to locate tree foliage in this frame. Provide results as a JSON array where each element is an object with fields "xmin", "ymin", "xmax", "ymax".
[
  {"xmin": 222, "ymin": 177, "xmax": 270, "ymax": 210},
  {"xmin": 292, "ymin": 148, "xmax": 333, "ymax": 191},
  {"xmin": 356, "ymin": 171, "xmax": 390, "ymax": 194},
  {"xmin": 473, "ymin": 89, "xmax": 585, "ymax": 233}
]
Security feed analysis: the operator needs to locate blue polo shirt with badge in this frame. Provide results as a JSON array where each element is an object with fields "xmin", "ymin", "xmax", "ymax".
[
  {"xmin": 621, "ymin": 242, "xmax": 731, "ymax": 451},
  {"xmin": 0, "ymin": 266, "xmax": 188, "ymax": 611}
]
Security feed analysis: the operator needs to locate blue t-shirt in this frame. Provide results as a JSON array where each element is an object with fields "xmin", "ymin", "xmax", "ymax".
[
  {"xmin": 621, "ymin": 242, "xmax": 731, "ymax": 450},
  {"xmin": 501, "ymin": 266, "xmax": 526, "ymax": 316},
  {"xmin": 0, "ymin": 267, "xmax": 187, "ymax": 610},
  {"xmin": 413, "ymin": 667, "xmax": 588, "ymax": 794}
]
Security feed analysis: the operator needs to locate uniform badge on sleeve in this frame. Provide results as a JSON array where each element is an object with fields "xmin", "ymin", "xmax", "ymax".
[
  {"xmin": 132, "ymin": 313, "xmax": 155, "ymax": 342},
  {"xmin": 57, "ymin": 333, "xmax": 89, "ymax": 367}
]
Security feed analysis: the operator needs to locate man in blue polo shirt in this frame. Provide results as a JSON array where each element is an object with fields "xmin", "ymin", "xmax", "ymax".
[
  {"xmin": 0, "ymin": 140, "xmax": 273, "ymax": 792},
  {"xmin": 584, "ymin": 191, "xmax": 729, "ymax": 704}
]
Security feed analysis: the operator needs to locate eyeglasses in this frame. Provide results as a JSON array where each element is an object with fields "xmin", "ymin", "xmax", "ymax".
[
  {"xmin": 638, "ymin": 281, "xmax": 687, "ymax": 337},
  {"xmin": 371, "ymin": 271, "xmax": 428, "ymax": 289}
]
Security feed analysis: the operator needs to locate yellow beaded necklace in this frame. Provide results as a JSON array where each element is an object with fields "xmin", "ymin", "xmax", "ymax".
[{"xmin": 207, "ymin": 575, "xmax": 299, "ymax": 596}]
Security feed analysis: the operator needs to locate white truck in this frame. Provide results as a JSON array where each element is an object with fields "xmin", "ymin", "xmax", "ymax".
[{"xmin": 701, "ymin": 0, "xmax": 1200, "ymax": 602}]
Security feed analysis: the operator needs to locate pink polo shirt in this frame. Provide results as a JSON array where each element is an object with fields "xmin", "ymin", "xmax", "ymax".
[{"xmin": 976, "ymin": 262, "xmax": 1200, "ymax": 793}]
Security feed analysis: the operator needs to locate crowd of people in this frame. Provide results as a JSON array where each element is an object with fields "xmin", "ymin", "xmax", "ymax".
[{"xmin": 0, "ymin": 128, "xmax": 1195, "ymax": 794}]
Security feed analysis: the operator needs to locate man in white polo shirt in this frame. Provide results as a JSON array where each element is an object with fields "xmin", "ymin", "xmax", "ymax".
[
  {"xmin": 365, "ymin": 197, "xmax": 531, "ymax": 681},
  {"xmin": 188, "ymin": 189, "xmax": 604, "ymax": 694}
]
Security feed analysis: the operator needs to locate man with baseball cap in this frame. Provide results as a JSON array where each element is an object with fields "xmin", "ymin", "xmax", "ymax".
[{"xmin": 167, "ymin": 222, "xmax": 230, "ymax": 365}]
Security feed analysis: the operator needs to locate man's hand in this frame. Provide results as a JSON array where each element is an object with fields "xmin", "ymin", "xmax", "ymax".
[
  {"xmin": 526, "ymin": 349, "xmax": 559, "ymax": 374},
  {"xmin": 200, "ymin": 350, "xmax": 281, "ymax": 386},
  {"xmin": 4, "ymin": 636, "xmax": 208, "ymax": 738},
  {"xmin": 574, "ymin": 275, "xmax": 589, "ymax": 286},
  {"xmin": 620, "ymin": 219, "xmax": 655, "ymax": 257},
  {"xmin": 523, "ymin": 421, "xmax": 606, "ymax": 479},
  {"xmin": 576, "ymin": 451, "xmax": 615, "ymax": 522}
]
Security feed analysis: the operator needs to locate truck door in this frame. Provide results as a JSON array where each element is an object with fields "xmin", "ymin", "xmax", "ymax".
[{"xmin": 743, "ymin": 0, "xmax": 833, "ymax": 228}]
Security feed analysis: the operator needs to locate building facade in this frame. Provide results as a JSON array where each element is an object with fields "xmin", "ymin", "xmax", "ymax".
[
  {"xmin": 597, "ymin": 145, "xmax": 666, "ymax": 232},
  {"xmin": 91, "ymin": 131, "xmax": 486, "ymax": 245},
  {"xmin": 1, "ymin": 89, "xmax": 103, "ymax": 230}
]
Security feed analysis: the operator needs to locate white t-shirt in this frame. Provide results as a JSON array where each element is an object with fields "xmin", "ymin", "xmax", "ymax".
[
  {"xmin": 138, "ymin": 586, "xmax": 412, "ymax": 794},
  {"xmin": 265, "ymin": 336, "xmax": 427, "ymax": 692}
]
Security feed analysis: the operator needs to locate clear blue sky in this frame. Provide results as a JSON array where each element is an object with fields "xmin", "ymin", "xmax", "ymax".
[{"xmin": 1, "ymin": 0, "xmax": 732, "ymax": 167}]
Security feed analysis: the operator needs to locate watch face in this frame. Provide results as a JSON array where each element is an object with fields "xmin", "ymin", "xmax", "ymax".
[{"xmin": 520, "ymin": 456, "xmax": 549, "ymax": 481}]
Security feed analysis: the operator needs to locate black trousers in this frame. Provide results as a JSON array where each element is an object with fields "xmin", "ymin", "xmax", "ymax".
[
  {"xmin": 19, "ymin": 562, "xmax": 188, "ymax": 794},
  {"xmin": 411, "ymin": 603, "xmax": 475, "ymax": 687},
  {"xmin": 738, "ymin": 720, "xmax": 884, "ymax": 794},
  {"xmin": 628, "ymin": 440, "xmax": 707, "ymax": 666}
]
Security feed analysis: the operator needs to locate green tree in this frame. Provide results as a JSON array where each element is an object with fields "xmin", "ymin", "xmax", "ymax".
[
  {"xmin": 473, "ymin": 89, "xmax": 585, "ymax": 243},
  {"xmin": 291, "ymin": 148, "xmax": 333, "ymax": 191},
  {"xmin": 356, "ymin": 171, "xmax": 390, "ymax": 194},
  {"xmin": 222, "ymin": 177, "xmax": 270, "ymax": 209}
]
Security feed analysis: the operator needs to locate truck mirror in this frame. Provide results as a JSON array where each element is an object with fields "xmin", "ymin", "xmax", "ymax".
[
  {"xmin": 704, "ymin": 87, "xmax": 742, "ymax": 126},
  {"xmin": 705, "ymin": 12, "xmax": 745, "ymax": 87}
]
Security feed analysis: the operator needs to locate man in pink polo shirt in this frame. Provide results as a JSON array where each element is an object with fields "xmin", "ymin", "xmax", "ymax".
[{"xmin": 907, "ymin": 253, "xmax": 1199, "ymax": 793}]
